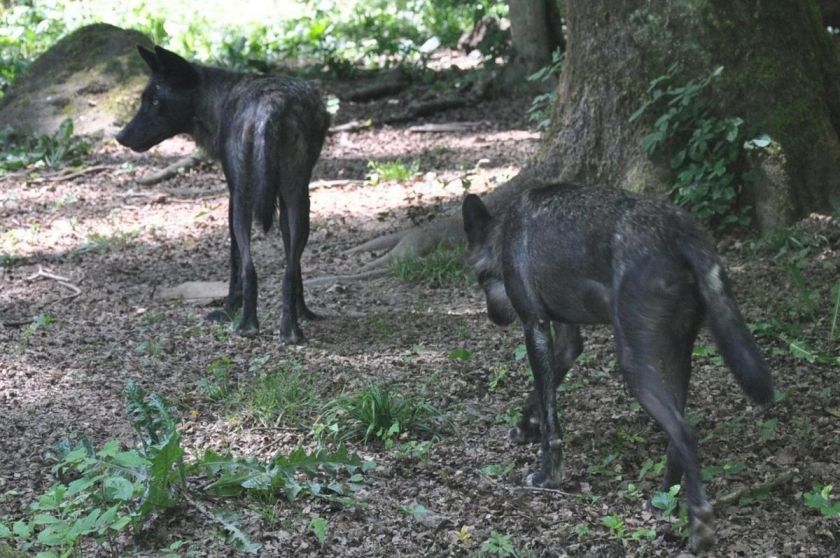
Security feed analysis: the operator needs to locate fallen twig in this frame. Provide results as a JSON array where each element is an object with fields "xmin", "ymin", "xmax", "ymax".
[
  {"xmin": 714, "ymin": 470, "xmax": 795, "ymax": 507},
  {"xmin": 0, "ymin": 317, "xmax": 34, "ymax": 327},
  {"xmin": 37, "ymin": 165, "xmax": 112, "ymax": 182},
  {"xmin": 26, "ymin": 265, "xmax": 82, "ymax": 303},
  {"xmin": 136, "ymin": 154, "xmax": 205, "ymax": 185},
  {"xmin": 329, "ymin": 119, "xmax": 372, "ymax": 134},
  {"xmin": 407, "ymin": 122, "xmax": 485, "ymax": 133}
]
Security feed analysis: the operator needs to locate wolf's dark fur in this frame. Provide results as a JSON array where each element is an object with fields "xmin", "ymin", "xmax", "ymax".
[
  {"xmin": 117, "ymin": 46, "xmax": 330, "ymax": 343},
  {"xmin": 462, "ymin": 183, "xmax": 773, "ymax": 551}
]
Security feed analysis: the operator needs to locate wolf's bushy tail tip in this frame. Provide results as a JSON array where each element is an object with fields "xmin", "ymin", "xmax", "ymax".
[{"xmin": 683, "ymin": 240, "xmax": 774, "ymax": 406}]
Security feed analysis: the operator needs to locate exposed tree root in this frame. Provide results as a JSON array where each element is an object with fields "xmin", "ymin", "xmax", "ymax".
[
  {"xmin": 714, "ymin": 470, "xmax": 795, "ymax": 508},
  {"xmin": 136, "ymin": 153, "xmax": 206, "ymax": 185},
  {"xmin": 329, "ymin": 75, "xmax": 494, "ymax": 135},
  {"xmin": 342, "ymin": 80, "xmax": 407, "ymax": 102},
  {"xmin": 344, "ymin": 231, "xmax": 405, "ymax": 255},
  {"xmin": 303, "ymin": 269, "xmax": 389, "ymax": 289},
  {"xmin": 347, "ymin": 167, "xmax": 535, "ymax": 271}
]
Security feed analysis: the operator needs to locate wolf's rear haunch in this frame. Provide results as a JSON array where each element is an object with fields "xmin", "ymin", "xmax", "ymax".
[
  {"xmin": 116, "ymin": 45, "xmax": 330, "ymax": 344},
  {"xmin": 462, "ymin": 184, "xmax": 775, "ymax": 553}
]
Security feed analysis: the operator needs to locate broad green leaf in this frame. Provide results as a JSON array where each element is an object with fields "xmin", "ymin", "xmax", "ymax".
[
  {"xmin": 12, "ymin": 520, "xmax": 32, "ymax": 538},
  {"xmin": 309, "ymin": 516, "xmax": 327, "ymax": 545},
  {"xmin": 104, "ymin": 476, "xmax": 136, "ymax": 501}
]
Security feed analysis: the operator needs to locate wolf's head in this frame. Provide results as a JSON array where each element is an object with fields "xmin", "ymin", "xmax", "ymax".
[
  {"xmin": 462, "ymin": 194, "xmax": 516, "ymax": 326},
  {"xmin": 116, "ymin": 45, "xmax": 200, "ymax": 152}
]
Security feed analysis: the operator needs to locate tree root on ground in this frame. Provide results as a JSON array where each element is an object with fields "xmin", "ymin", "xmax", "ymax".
[
  {"xmin": 714, "ymin": 470, "xmax": 795, "ymax": 508},
  {"xmin": 136, "ymin": 153, "xmax": 206, "ymax": 185}
]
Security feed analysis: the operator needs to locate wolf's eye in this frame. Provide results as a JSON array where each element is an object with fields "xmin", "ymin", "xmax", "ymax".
[{"xmin": 151, "ymin": 97, "xmax": 160, "ymax": 108}]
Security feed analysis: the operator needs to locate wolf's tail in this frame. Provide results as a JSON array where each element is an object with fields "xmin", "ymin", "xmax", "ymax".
[
  {"xmin": 253, "ymin": 118, "xmax": 278, "ymax": 233},
  {"xmin": 680, "ymin": 235, "xmax": 774, "ymax": 405}
]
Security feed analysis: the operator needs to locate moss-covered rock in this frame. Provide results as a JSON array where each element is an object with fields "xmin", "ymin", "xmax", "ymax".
[{"xmin": 0, "ymin": 23, "xmax": 152, "ymax": 139}]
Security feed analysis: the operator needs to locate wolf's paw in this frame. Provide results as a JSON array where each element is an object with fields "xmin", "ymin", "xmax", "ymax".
[
  {"xmin": 206, "ymin": 309, "xmax": 232, "ymax": 323},
  {"xmin": 525, "ymin": 470, "xmax": 561, "ymax": 489},
  {"xmin": 509, "ymin": 425, "xmax": 540, "ymax": 445},
  {"xmin": 299, "ymin": 306, "xmax": 324, "ymax": 321},
  {"xmin": 236, "ymin": 322, "xmax": 259, "ymax": 338},
  {"xmin": 689, "ymin": 502, "xmax": 715, "ymax": 552},
  {"xmin": 280, "ymin": 325, "xmax": 305, "ymax": 345}
]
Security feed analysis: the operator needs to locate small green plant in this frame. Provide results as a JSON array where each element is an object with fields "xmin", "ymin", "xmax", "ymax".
[
  {"xmin": 0, "ymin": 119, "xmax": 90, "ymax": 172},
  {"xmin": 526, "ymin": 48, "xmax": 563, "ymax": 131},
  {"xmin": 393, "ymin": 243, "xmax": 470, "ymax": 287},
  {"xmin": 638, "ymin": 455, "xmax": 667, "ymax": 481},
  {"xmin": 803, "ymin": 484, "xmax": 840, "ymax": 518},
  {"xmin": 652, "ymin": 484, "xmax": 689, "ymax": 535},
  {"xmin": 394, "ymin": 440, "xmax": 434, "ymax": 462},
  {"xmin": 488, "ymin": 363, "xmax": 509, "ymax": 391},
  {"xmin": 198, "ymin": 446, "xmax": 371, "ymax": 506},
  {"xmin": 630, "ymin": 64, "xmax": 760, "ymax": 229},
  {"xmin": 136, "ymin": 337, "xmax": 163, "ymax": 358},
  {"xmin": 480, "ymin": 463, "xmax": 514, "ymax": 478},
  {"xmin": 0, "ymin": 252, "xmax": 18, "ymax": 268},
  {"xmin": 601, "ymin": 515, "xmax": 625, "ymax": 540},
  {"xmin": 18, "ymin": 313, "xmax": 54, "ymax": 346},
  {"xmin": 701, "ymin": 460, "xmax": 745, "ymax": 482},
  {"xmin": 325, "ymin": 383, "xmax": 444, "ymax": 447},
  {"xmin": 587, "ymin": 452, "xmax": 621, "ymax": 478},
  {"xmin": 479, "ymin": 530, "xmax": 519, "ymax": 557},
  {"xmin": 366, "ymin": 158, "xmax": 420, "ymax": 184},
  {"xmin": 81, "ymin": 229, "xmax": 139, "ymax": 254},
  {"xmin": 574, "ymin": 523, "xmax": 591, "ymax": 538},
  {"xmin": 196, "ymin": 356, "xmax": 235, "ymax": 401},
  {"xmin": 499, "ymin": 405, "xmax": 521, "ymax": 428},
  {"xmin": 237, "ymin": 360, "xmax": 318, "ymax": 428},
  {"xmin": 448, "ymin": 346, "xmax": 474, "ymax": 362}
]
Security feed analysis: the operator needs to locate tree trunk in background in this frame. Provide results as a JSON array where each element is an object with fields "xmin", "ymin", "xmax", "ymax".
[
  {"xmin": 357, "ymin": 0, "xmax": 840, "ymax": 268},
  {"xmin": 535, "ymin": 0, "xmax": 840, "ymax": 228},
  {"xmin": 502, "ymin": 0, "xmax": 559, "ymax": 86}
]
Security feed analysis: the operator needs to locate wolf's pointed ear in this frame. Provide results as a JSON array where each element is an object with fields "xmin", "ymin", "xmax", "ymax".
[
  {"xmin": 462, "ymin": 194, "xmax": 492, "ymax": 246},
  {"xmin": 137, "ymin": 45, "xmax": 161, "ymax": 73},
  {"xmin": 153, "ymin": 45, "xmax": 200, "ymax": 88}
]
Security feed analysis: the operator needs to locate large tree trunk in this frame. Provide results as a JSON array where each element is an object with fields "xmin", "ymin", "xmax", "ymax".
[{"xmin": 353, "ymin": 0, "xmax": 840, "ymax": 270}]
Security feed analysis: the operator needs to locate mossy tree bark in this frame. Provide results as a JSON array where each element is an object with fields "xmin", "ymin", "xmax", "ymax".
[{"xmin": 353, "ymin": 0, "xmax": 840, "ymax": 269}]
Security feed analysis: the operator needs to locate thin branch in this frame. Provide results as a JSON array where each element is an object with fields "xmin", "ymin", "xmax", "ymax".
[
  {"xmin": 26, "ymin": 265, "xmax": 70, "ymax": 283},
  {"xmin": 26, "ymin": 265, "xmax": 82, "ymax": 303},
  {"xmin": 714, "ymin": 470, "xmax": 795, "ymax": 507},
  {"xmin": 136, "ymin": 154, "xmax": 205, "ymax": 185},
  {"xmin": 36, "ymin": 165, "xmax": 112, "ymax": 182}
]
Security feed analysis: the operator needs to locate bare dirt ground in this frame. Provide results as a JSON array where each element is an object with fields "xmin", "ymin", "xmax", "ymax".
[{"xmin": 1, "ymin": 75, "xmax": 839, "ymax": 557}]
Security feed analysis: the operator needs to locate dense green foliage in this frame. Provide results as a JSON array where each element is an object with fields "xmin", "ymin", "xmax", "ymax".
[
  {"xmin": 0, "ymin": 382, "xmax": 371, "ymax": 556},
  {"xmin": 0, "ymin": 0, "xmax": 506, "ymax": 94},
  {"xmin": 631, "ymin": 65, "xmax": 771, "ymax": 230},
  {"xmin": 0, "ymin": 118, "xmax": 89, "ymax": 172}
]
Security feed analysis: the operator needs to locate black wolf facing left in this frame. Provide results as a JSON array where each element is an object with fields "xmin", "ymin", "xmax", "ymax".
[{"xmin": 117, "ymin": 45, "xmax": 330, "ymax": 343}]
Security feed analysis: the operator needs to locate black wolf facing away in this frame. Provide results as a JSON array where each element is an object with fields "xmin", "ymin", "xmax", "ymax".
[
  {"xmin": 117, "ymin": 45, "xmax": 330, "ymax": 343},
  {"xmin": 462, "ymin": 184, "xmax": 774, "ymax": 552}
]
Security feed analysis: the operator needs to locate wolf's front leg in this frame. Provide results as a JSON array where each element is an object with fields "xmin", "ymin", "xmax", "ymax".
[
  {"xmin": 511, "ymin": 323, "xmax": 582, "ymax": 445},
  {"xmin": 522, "ymin": 320, "xmax": 563, "ymax": 488}
]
